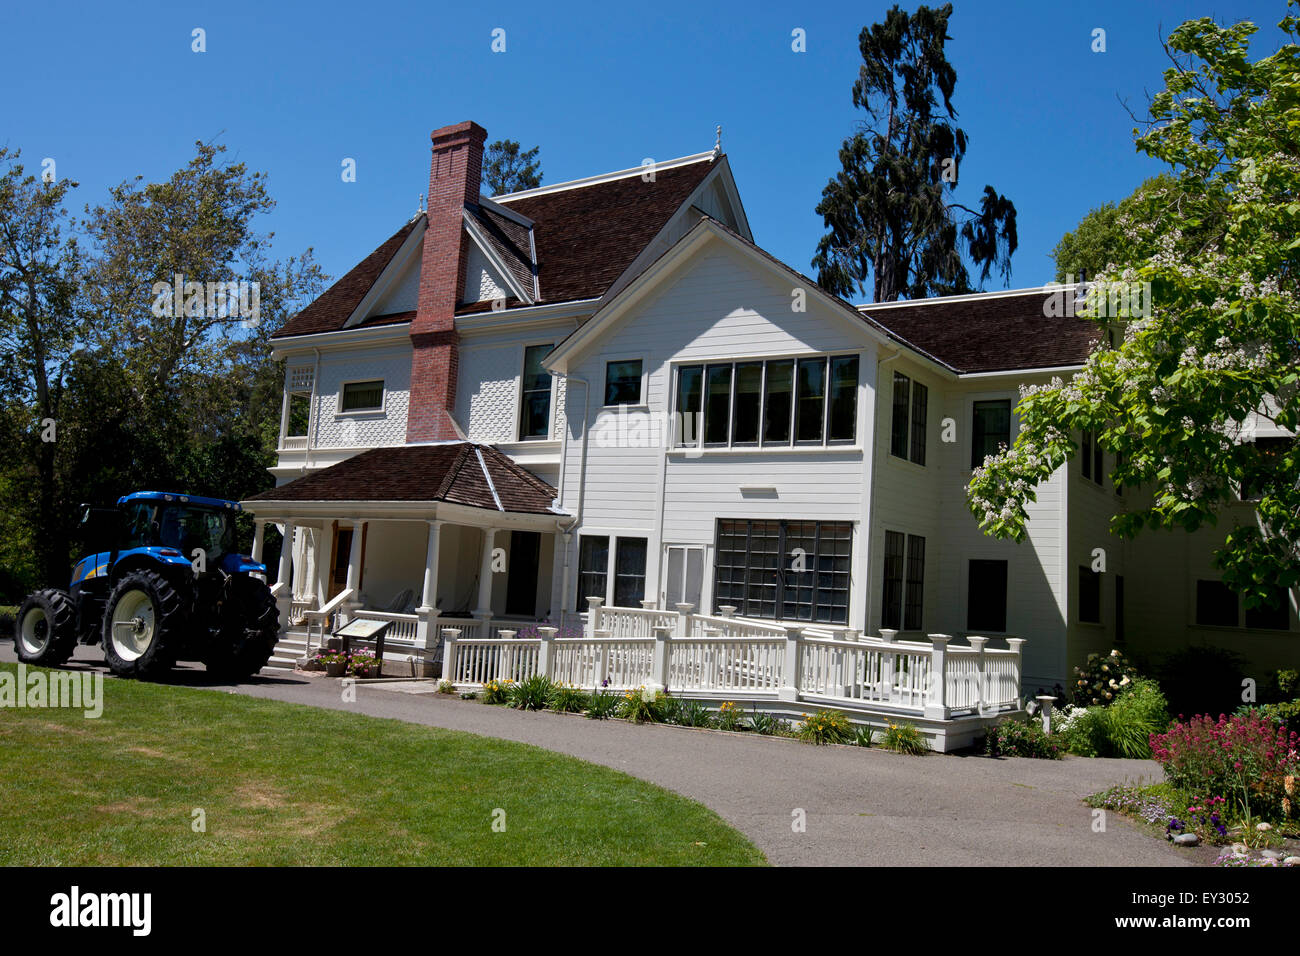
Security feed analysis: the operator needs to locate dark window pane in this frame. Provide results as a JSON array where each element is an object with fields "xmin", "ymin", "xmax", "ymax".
[
  {"xmin": 1082, "ymin": 430, "xmax": 1092, "ymax": 479},
  {"xmin": 676, "ymin": 365, "xmax": 703, "ymax": 446},
  {"xmin": 1195, "ymin": 580, "xmax": 1237, "ymax": 627},
  {"xmin": 287, "ymin": 393, "xmax": 311, "ymax": 436},
  {"xmin": 795, "ymin": 357, "xmax": 826, "ymax": 443},
  {"xmin": 904, "ymin": 535, "xmax": 925, "ymax": 631},
  {"xmin": 733, "ymin": 362, "xmax": 763, "ymax": 444},
  {"xmin": 604, "ymin": 360, "xmax": 642, "ymax": 406},
  {"xmin": 967, "ymin": 560, "xmax": 1008, "ymax": 632},
  {"xmin": 882, "ymin": 531, "xmax": 905, "ymax": 630},
  {"xmin": 519, "ymin": 345, "xmax": 553, "ymax": 439},
  {"xmin": 1244, "ymin": 587, "xmax": 1290, "ymax": 630},
  {"xmin": 1115, "ymin": 575, "xmax": 1125, "ymax": 642},
  {"xmin": 341, "ymin": 380, "xmax": 383, "ymax": 412},
  {"xmin": 704, "ymin": 364, "xmax": 733, "ymax": 445},
  {"xmin": 1094, "ymin": 436, "xmax": 1104, "ymax": 486},
  {"xmin": 1078, "ymin": 565, "xmax": 1101, "ymax": 624},
  {"xmin": 577, "ymin": 536, "xmax": 609, "ymax": 607},
  {"xmin": 763, "ymin": 360, "xmax": 793, "ymax": 444},
  {"xmin": 713, "ymin": 519, "xmax": 850, "ymax": 623},
  {"xmin": 828, "ymin": 356, "xmax": 858, "ymax": 442},
  {"xmin": 972, "ymin": 400, "xmax": 1011, "ymax": 469},
  {"xmin": 614, "ymin": 538, "xmax": 648, "ymax": 607},
  {"xmin": 891, "ymin": 373, "xmax": 910, "ymax": 459},
  {"xmin": 910, "ymin": 382, "xmax": 928, "ymax": 465}
]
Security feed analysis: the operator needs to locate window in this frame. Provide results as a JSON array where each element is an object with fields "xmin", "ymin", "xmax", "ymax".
[
  {"xmin": 1115, "ymin": 575, "xmax": 1125, "ymax": 643},
  {"xmin": 713, "ymin": 519, "xmax": 852, "ymax": 624},
  {"xmin": 1241, "ymin": 437, "xmax": 1290, "ymax": 501},
  {"xmin": 889, "ymin": 372, "xmax": 927, "ymax": 465},
  {"xmin": 1078, "ymin": 565, "xmax": 1101, "ymax": 624},
  {"xmin": 287, "ymin": 393, "xmax": 311, "ymax": 436},
  {"xmin": 882, "ymin": 531, "xmax": 925, "ymax": 631},
  {"xmin": 704, "ymin": 364, "xmax": 733, "ymax": 445},
  {"xmin": 1081, "ymin": 430, "xmax": 1103, "ymax": 486},
  {"xmin": 674, "ymin": 355, "xmax": 857, "ymax": 448},
  {"xmin": 1245, "ymin": 587, "xmax": 1290, "ymax": 630},
  {"xmin": 576, "ymin": 536, "xmax": 609, "ymax": 607},
  {"xmin": 604, "ymin": 360, "xmax": 642, "ymax": 406},
  {"xmin": 1196, "ymin": 580, "xmax": 1238, "ymax": 627},
  {"xmin": 613, "ymin": 538, "xmax": 648, "ymax": 607},
  {"xmin": 664, "ymin": 545, "xmax": 704, "ymax": 609},
  {"xmin": 967, "ymin": 560, "xmax": 1008, "ymax": 632},
  {"xmin": 340, "ymin": 380, "xmax": 383, "ymax": 413},
  {"xmin": 518, "ymin": 344, "xmax": 553, "ymax": 440},
  {"xmin": 794, "ymin": 358, "xmax": 826, "ymax": 443},
  {"xmin": 971, "ymin": 400, "xmax": 1012, "ymax": 469}
]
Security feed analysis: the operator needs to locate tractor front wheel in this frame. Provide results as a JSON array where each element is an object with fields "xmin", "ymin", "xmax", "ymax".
[
  {"xmin": 14, "ymin": 589, "xmax": 78, "ymax": 667},
  {"xmin": 102, "ymin": 570, "xmax": 184, "ymax": 679},
  {"xmin": 204, "ymin": 575, "xmax": 280, "ymax": 680}
]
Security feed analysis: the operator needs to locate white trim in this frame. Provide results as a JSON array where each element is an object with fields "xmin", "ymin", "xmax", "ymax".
[
  {"xmin": 270, "ymin": 322, "xmax": 412, "ymax": 356},
  {"xmin": 858, "ymin": 284, "xmax": 1078, "ymax": 311},
  {"xmin": 475, "ymin": 447, "xmax": 505, "ymax": 512},
  {"xmin": 476, "ymin": 195, "xmax": 534, "ymax": 228},
  {"xmin": 337, "ymin": 378, "xmax": 386, "ymax": 415},
  {"xmin": 340, "ymin": 218, "xmax": 426, "ymax": 330},
  {"xmin": 492, "ymin": 151, "xmax": 716, "ymax": 202},
  {"xmin": 455, "ymin": 298, "xmax": 598, "ymax": 337},
  {"xmin": 462, "ymin": 209, "xmax": 535, "ymax": 304},
  {"xmin": 958, "ymin": 363, "xmax": 1086, "ymax": 380}
]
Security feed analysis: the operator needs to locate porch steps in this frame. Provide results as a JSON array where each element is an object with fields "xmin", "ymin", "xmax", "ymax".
[{"xmin": 262, "ymin": 635, "xmax": 308, "ymax": 673}]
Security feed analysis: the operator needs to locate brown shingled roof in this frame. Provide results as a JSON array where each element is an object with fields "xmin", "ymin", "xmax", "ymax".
[
  {"xmin": 469, "ymin": 204, "xmax": 535, "ymax": 298},
  {"xmin": 246, "ymin": 443, "xmax": 560, "ymax": 515},
  {"xmin": 273, "ymin": 218, "xmax": 421, "ymax": 339},
  {"xmin": 860, "ymin": 290, "xmax": 1101, "ymax": 374}
]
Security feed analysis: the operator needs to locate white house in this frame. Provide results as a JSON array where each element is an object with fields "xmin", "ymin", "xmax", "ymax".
[{"xmin": 242, "ymin": 121, "xmax": 1296, "ymax": 742}]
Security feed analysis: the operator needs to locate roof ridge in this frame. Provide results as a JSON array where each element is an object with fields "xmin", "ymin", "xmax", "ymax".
[
  {"xmin": 492, "ymin": 151, "xmax": 716, "ymax": 202},
  {"xmin": 474, "ymin": 447, "xmax": 505, "ymax": 512},
  {"xmin": 434, "ymin": 444, "xmax": 471, "ymax": 500}
]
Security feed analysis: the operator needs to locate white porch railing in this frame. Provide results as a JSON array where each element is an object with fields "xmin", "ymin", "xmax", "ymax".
[
  {"xmin": 302, "ymin": 588, "xmax": 353, "ymax": 653},
  {"xmin": 348, "ymin": 610, "xmax": 420, "ymax": 644},
  {"xmin": 439, "ymin": 599, "xmax": 1026, "ymax": 740}
]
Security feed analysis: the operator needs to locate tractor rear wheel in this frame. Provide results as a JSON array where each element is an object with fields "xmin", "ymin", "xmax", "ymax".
[
  {"xmin": 14, "ymin": 589, "xmax": 78, "ymax": 667},
  {"xmin": 102, "ymin": 570, "xmax": 184, "ymax": 679},
  {"xmin": 204, "ymin": 575, "xmax": 280, "ymax": 680}
]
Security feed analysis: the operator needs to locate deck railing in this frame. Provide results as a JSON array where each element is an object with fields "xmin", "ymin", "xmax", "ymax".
[{"xmin": 440, "ymin": 599, "xmax": 1025, "ymax": 725}]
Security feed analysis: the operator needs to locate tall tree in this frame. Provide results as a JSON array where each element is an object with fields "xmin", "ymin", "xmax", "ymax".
[
  {"xmin": 967, "ymin": 11, "xmax": 1300, "ymax": 610},
  {"xmin": 812, "ymin": 3, "xmax": 1018, "ymax": 302},
  {"xmin": 483, "ymin": 139, "xmax": 542, "ymax": 195}
]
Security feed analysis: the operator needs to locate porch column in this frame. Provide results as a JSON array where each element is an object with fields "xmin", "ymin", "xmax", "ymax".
[
  {"xmin": 251, "ymin": 519, "xmax": 266, "ymax": 566},
  {"xmin": 416, "ymin": 520, "xmax": 443, "ymax": 668},
  {"xmin": 274, "ymin": 520, "xmax": 295, "ymax": 632},
  {"xmin": 475, "ymin": 527, "xmax": 498, "ymax": 619},
  {"xmin": 343, "ymin": 521, "xmax": 365, "ymax": 622}
]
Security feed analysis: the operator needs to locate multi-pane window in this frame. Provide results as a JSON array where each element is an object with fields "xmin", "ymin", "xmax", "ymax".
[
  {"xmin": 1245, "ymin": 588, "xmax": 1290, "ymax": 630},
  {"xmin": 713, "ymin": 519, "xmax": 852, "ymax": 624},
  {"xmin": 1078, "ymin": 565, "xmax": 1101, "ymax": 624},
  {"xmin": 971, "ymin": 400, "xmax": 1011, "ymax": 469},
  {"xmin": 613, "ymin": 538, "xmax": 648, "ymax": 607},
  {"xmin": 967, "ymin": 559, "xmax": 1008, "ymax": 632},
  {"xmin": 881, "ymin": 531, "xmax": 925, "ymax": 631},
  {"xmin": 518, "ymin": 344, "xmax": 553, "ymax": 440},
  {"xmin": 576, "ymin": 536, "xmax": 609, "ymax": 607},
  {"xmin": 1241, "ymin": 437, "xmax": 1290, "ymax": 501},
  {"xmin": 1081, "ymin": 429, "xmax": 1103, "ymax": 485},
  {"xmin": 1195, "ymin": 580, "xmax": 1238, "ymax": 627},
  {"xmin": 889, "ymin": 372, "xmax": 927, "ymax": 465},
  {"xmin": 604, "ymin": 359, "xmax": 643, "ymax": 406},
  {"xmin": 676, "ymin": 355, "xmax": 858, "ymax": 448},
  {"xmin": 340, "ymin": 380, "xmax": 384, "ymax": 413}
]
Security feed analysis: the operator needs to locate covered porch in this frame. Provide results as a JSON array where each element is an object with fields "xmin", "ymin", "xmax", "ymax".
[{"xmin": 242, "ymin": 443, "xmax": 569, "ymax": 671}]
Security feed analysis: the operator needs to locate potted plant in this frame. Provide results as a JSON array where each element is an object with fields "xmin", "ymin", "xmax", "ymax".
[
  {"xmin": 316, "ymin": 650, "xmax": 347, "ymax": 677},
  {"xmin": 349, "ymin": 650, "xmax": 380, "ymax": 679}
]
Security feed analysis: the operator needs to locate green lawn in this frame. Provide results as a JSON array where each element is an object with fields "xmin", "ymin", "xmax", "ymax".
[{"xmin": 0, "ymin": 663, "xmax": 766, "ymax": 866}]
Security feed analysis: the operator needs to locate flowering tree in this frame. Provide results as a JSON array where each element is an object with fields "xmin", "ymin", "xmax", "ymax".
[{"xmin": 967, "ymin": 11, "xmax": 1300, "ymax": 610}]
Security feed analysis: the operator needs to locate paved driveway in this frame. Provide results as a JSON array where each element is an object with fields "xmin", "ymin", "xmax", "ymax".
[{"xmin": 2, "ymin": 644, "xmax": 1194, "ymax": 866}]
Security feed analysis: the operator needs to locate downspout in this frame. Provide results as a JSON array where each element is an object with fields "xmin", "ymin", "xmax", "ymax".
[{"xmin": 557, "ymin": 372, "xmax": 591, "ymax": 624}]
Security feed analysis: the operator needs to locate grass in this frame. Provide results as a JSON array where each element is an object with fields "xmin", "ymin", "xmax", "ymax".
[{"xmin": 0, "ymin": 663, "xmax": 766, "ymax": 866}]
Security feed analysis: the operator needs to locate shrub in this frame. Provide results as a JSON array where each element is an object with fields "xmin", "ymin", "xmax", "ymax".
[
  {"xmin": 674, "ymin": 701, "xmax": 713, "ymax": 728},
  {"xmin": 585, "ymin": 691, "xmax": 620, "ymax": 720},
  {"xmin": 1070, "ymin": 649, "xmax": 1140, "ymax": 707},
  {"xmin": 1151, "ymin": 711, "xmax": 1300, "ymax": 822},
  {"xmin": 1098, "ymin": 679, "xmax": 1170, "ymax": 758},
  {"xmin": 882, "ymin": 722, "xmax": 929, "ymax": 755},
  {"xmin": 715, "ymin": 701, "xmax": 746, "ymax": 732},
  {"xmin": 796, "ymin": 709, "xmax": 854, "ymax": 745},
  {"xmin": 548, "ymin": 683, "xmax": 589, "ymax": 713},
  {"xmin": 985, "ymin": 718, "xmax": 1062, "ymax": 759},
  {"xmin": 853, "ymin": 725, "xmax": 875, "ymax": 748},
  {"xmin": 1152, "ymin": 645, "xmax": 1248, "ymax": 721},
  {"xmin": 508, "ymin": 675, "xmax": 554, "ymax": 711},
  {"xmin": 748, "ymin": 708, "xmax": 783, "ymax": 736},
  {"xmin": 481, "ymin": 679, "xmax": 513, "ymax": 705},
  {"xmin": 619, "ymin": 686, "xmax": 667, "ymax": 723},
  {"xmin": 437, "ymin": 680, "xmax": 456, "ymax": 694}
]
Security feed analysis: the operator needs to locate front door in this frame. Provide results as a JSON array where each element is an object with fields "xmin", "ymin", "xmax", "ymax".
[
  {"xmin": 328, "ymin": 527, "xmax": 353, "ymax": 600},
  {"xmin": 505, "ymin": 531, "xmax": 541, "ymax": 617}
]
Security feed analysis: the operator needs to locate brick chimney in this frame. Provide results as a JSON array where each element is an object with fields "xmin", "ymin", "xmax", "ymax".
[{"xmin": 406, "ymin": 120, "xmax": 487, "ymax": 442}]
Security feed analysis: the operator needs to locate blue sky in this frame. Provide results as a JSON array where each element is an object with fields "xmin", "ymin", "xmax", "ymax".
[{"xmin": 4, "ymin": 0, "xmax": 1289, "ymax": 302}]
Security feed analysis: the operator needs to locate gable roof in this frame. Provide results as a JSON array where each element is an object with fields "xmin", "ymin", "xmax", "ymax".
[
  {"xmin": 860, "ymin": 288, "xmax": 1102, "ymax": 374},
  {"xmin": 272, "ymin": 153, "xmax": 720, "ymax": 340},
  {"xmin": 245, "ymin": 443, "xmax": 561, "ymax": 515}
]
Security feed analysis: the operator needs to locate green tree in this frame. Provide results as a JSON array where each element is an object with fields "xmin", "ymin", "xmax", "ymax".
[
  {"xmin": 483, "ymin": 139, "xmax": 542, "ymax": 195},
  {"xmin": 967, "ymin": 10, "xmax": 1300, "ymax": 609},
  {"xmin": 812, "ymin": 3, "xmax": 1018, "ymax": 302}
]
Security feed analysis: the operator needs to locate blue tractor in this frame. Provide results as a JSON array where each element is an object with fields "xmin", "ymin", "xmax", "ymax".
[{"xmin": 13, "ymin": 492, "xmax": 280, "ymax": 680}]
